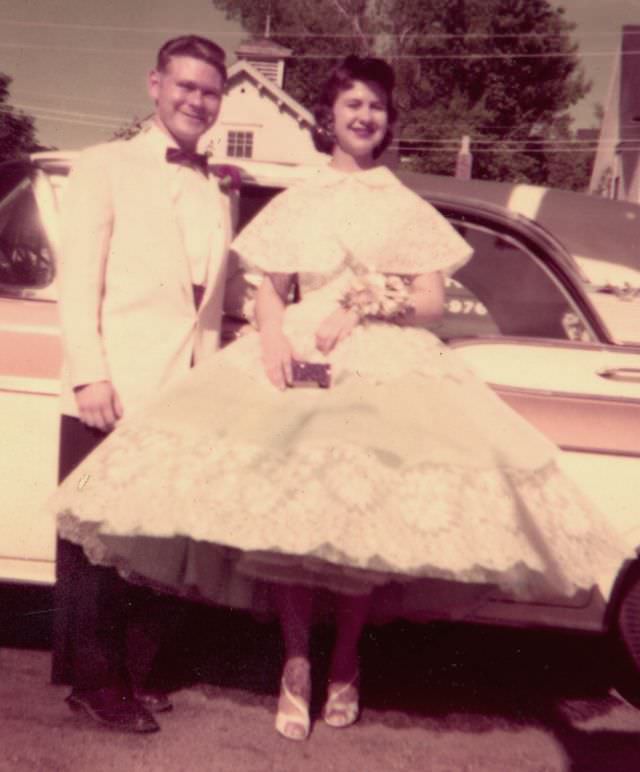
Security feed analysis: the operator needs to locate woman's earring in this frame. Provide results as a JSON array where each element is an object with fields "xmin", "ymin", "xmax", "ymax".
[{"xmin": 319, "ymin": 121, "xmax": 335, "ymax": 144}]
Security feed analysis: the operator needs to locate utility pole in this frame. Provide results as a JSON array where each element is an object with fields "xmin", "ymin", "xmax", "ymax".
[{"xmin": 455, "ymin": 135, "xmax": 473, "ymax": 180}]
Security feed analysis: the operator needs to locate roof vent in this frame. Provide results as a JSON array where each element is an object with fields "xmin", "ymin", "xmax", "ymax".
[{"xmin": 235, "ymin": 37, "xmax": 292, "ymax": 88}]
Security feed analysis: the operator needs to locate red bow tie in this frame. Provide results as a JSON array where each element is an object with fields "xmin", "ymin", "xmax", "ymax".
[{"xmin": 165, "ymin": 147, "xmax": 209, "ymax": 175}]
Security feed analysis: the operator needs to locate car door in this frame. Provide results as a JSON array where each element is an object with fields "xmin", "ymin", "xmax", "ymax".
[
  {"xmin": 0, "ymin": 163, "xmax": 62, "ymax": 584},
  {"xmin": 435, "ymin": 214, "xmax": 640, "ymax": 564}
]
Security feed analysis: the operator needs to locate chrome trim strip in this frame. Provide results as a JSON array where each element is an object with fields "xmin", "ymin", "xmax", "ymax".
[
  {"xmin": 558, "ymin": 444, "xmax": 640, "ymax": 459},
  {"xmin": 0, "ymin": 375, "xmax": 60, "ymax": 396},
  {"xmin": 491, "ymin": 381, "xmax": 640, "ymax": 406},
  {"xmin": 0, "ymin": 558, "xmax": 55, "ymax": 586},
  {"xmin": 0, "ymin": 555, "xmax": 54, "ymax": 565},
  {"xmin": 0, "ymin": 285, "xmax": 57, "ymax": 301},
  {"xmin": 448, "ymin": 334, "xmax": 640, "ymax": 355},
  {"xmin": 0, "ymin": 320, "xmax": 59, "ymax": 336},
  {"xmin": 597, "ymin": 367, "xmax": 640, "ymax": 381}
]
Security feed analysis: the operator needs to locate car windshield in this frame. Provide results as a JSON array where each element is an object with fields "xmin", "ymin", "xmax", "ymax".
[{"xmin": 0, "ymin": 163, "xmax": 55, "ymax": 292}]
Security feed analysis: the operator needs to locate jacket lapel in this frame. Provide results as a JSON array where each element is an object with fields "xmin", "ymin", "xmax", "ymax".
[
  {"xmin": 131, "ymin": 132, "xmax": 195, "ymax": 305},
  {"xmin": 197, "ymin": 179, "xmax": 230, "ymax": 314}
]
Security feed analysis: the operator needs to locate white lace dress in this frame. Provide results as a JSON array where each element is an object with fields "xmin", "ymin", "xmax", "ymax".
[{"xmin": 53, "ymin": 165, "xmax": 628, "ymax": 616}]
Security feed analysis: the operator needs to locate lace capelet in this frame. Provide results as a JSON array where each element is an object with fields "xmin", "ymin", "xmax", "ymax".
[{"xmin": 231, "ymin": 165, "xmax": 473, "ymax": 278}]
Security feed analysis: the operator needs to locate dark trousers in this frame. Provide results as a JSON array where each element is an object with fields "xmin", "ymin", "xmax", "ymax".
[{"xmin": 52, "ymin": 415, "xmax": 177, "ymax": 692}]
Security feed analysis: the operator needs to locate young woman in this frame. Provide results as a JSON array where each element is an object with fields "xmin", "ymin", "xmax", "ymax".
[{"xmin": 53, "ymin": 56, "xmax": 627, "ymax": 741}]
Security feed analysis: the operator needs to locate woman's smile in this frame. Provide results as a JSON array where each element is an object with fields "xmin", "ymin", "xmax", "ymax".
[{"xmin": 331, "ymin": 80, "xmax": 389, "ymax": 167}]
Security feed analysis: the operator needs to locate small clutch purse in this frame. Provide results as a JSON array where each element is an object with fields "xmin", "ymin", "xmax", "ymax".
[{"xmin": 290, "ymin": 360, "xmax": 332, "ymax": 389}]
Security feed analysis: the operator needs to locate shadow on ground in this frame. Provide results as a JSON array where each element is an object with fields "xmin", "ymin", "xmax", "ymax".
[{"xmin": 2, "ymin": 584, "xmax": 640, "ymax": 771}]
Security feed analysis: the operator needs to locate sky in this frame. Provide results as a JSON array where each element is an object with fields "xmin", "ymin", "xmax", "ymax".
[
  {"xmin": 0, "ymin": 0, "xmax": 246, "ymax": 148},
  {"xmin": 1, "ymin": 0, "xmax": 639, "ymax": 150}
]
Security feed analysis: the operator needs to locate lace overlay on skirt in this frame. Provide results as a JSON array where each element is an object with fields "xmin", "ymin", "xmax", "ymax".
[{"xmin": 53, "ymin": 338, "xmax": 628, "ymax": 608}]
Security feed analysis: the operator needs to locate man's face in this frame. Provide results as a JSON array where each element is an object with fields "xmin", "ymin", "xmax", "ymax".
[{"xmin": 148, "ymin": 55, "xmax": 224, "ymax": 150}]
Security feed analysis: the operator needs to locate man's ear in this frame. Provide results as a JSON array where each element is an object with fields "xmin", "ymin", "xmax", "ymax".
[{"xmin": 148, "ymin": 69, "xmax": 161, "ymax": 102}]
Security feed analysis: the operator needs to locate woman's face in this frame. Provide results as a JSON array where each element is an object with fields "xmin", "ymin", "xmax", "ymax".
[{"xmin": 331, "ymin": 79, "xmax": 389, "ymax": 162}]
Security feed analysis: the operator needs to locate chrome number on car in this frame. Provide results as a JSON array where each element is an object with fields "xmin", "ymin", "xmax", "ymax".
[{"xmin": 444, "ymin": 279, "xmax": 489, "ymax": 316}]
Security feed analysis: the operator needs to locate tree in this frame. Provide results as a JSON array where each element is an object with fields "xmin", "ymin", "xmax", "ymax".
[
  {"xmin": 211, "ymin": 0, "xmax": 591, "ymax": 188},
  {"xmin": 111, "ymin": 115, "xmax": 151, "ymax": 142},
  {"xmin": 0, "ymin": 74, "xmax": 46, "ymax": 162}
]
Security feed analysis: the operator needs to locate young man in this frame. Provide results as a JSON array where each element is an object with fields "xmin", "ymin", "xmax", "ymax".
[{"xmin": 54, "ymin": 34, "xmax": 240, "ymax": 733}]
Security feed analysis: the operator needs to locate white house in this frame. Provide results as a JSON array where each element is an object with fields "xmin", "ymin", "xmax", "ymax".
[
  {"xmin": 204, "ymin": 37, "xmax": 326, "ymax": 167},
  {"xmin": 589, "ymin": 25, "xmax": 640, "ymax": 203}
]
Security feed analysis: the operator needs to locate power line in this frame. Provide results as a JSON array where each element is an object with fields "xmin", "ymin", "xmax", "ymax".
[
  {"xmin": 394, "ymin": 137, "xmax": 606, "ymax": 145},
  {"xmin": 12, "ymin": 103, "xmax": 126, "ymax": 126},
  {"xmin": 390, "ymin": 141, "xmax": 615, "ymax": 150},
  {"xmin": 396, "ymin": 146, "xmax": 619, "ymax": 155},
  {"xmin": 0, "ymin": 17, "xmax": 635, "ymax": 41},
  {"xmin": 32, "ymin": 114, "xmax": 119, "ymax": 130},
  {"xmin": 0, "ymin": 19, "xmax": 191, "ymax": 35},
  {"xmin": 390, "ymin": 137, "xmax": 629, "ymax": 150},
  {"xmin": 393, "ymin": 143, "xmax": 607, "ymax": 150},
  {"xmin": 14, "ymin": 90, "xmax": 143, "ymax": 109},
  {"xmin": 0, "ymin": 105, "xmax": 121, "ymax": 130},
  {"xmin": 291, "ymin": 50, "xmax": 637, "ymax": 60},
  {"xmin": 0, "ymin": 40, "xmax": 636, "ymax": 60},
  {"xmin": 0, "ymin": 41, "xmax": 150, "ymax": 55},
  {"xmin": 473, "ymin": 147, "xmax": 629, "ymax": 154}
]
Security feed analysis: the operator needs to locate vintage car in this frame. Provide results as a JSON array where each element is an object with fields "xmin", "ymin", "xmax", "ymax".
[{"xmin": 1, "ymin": 152, "xmax": 639, "ymax": 697}]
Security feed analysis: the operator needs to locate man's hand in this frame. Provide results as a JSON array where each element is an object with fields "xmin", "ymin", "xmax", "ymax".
[
  {"xmin": 315, "ymin": 307, "xmax": 360, "ymax": 355},
  {"xmin": 74, "ymin": 381, "xmax": 123, "ymax": 431}
]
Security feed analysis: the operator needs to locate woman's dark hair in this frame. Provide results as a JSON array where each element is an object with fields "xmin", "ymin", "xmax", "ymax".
[
  {"xmin": 311, "ymin": 55, "xmax": 397, "ymax": 158},
  {"xmin": 156, "ymin": 35, "xmax": 227, "ymax": 83}
]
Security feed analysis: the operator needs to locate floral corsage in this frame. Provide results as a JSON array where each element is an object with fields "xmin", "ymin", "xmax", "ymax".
[
  {"xmin": 339, "ymin": 273, "xmax": 413, "ymax": 321},
  {"xmin": 211, "ymin": 164, "xmax": 243, "ymax": 193}
]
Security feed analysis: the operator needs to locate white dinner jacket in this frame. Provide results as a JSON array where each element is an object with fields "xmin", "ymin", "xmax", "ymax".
[{"xmin": 57, "ymin": 127, "xmax": 236, "ymax": 420}]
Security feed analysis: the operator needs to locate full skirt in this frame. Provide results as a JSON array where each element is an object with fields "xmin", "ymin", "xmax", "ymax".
[{"xmin": 53, "ymin": 319, "xmax": 628, "ymax": 618}]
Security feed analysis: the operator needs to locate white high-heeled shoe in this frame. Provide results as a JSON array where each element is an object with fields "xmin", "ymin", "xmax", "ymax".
[
  {"xmin": 275, "ymin": 662, "xmax": 311, "ymax": 741},
  {"xmin": 322, "ymin": 675, "xmax": 359, "ymax": 729}
]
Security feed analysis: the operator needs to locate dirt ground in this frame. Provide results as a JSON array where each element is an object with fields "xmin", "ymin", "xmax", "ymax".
[{"xmin": 2, "ymin": 615, "xmax": 640, "ymax": 772}]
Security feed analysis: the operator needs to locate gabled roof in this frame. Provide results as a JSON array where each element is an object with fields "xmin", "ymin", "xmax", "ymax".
[
  {"xmin": 236, "ymin": 37, "xmax": 292, "ymax": 58},
  {"xmin": 226, "ymin": 59, "xmax": 315, "ymax": 127}
]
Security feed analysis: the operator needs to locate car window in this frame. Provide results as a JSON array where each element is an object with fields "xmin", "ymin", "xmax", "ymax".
[
  {"xmin": 237, "ymin": 183, "xmax": 280, "ymax": 231},
  {"xmin": 235, "ymin": 183, "xmax": 594, "ymax": 343},
  {"xmin": 433, "ymin": 222, "xmax": 593, "ymax": 342},
  {"xmin": 0, "ymin": 169, "xmax": 55, "ymax": 292}
]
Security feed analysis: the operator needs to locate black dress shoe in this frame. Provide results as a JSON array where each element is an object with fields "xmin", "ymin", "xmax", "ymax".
[
  {"xmin": 133, "ymin": 689, "xmax": 173, "ymax": 713},
  {"xmin": 66, "ymin": 688, "xmax": 160, "ymax": 733}
]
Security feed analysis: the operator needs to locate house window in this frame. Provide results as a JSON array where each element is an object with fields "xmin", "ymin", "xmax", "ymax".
[{"xmin": 227, "ymin": 131, "xmax": 254, "ymax": 159}]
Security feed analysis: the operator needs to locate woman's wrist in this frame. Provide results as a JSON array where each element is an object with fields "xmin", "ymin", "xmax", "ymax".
[
  {"xmin": 258, "ymin": 319, "xmax": 285, "ymax": 336},
  {"xmin": 341, "ymin": 306, "xmax": 362, "ymax": 325}
]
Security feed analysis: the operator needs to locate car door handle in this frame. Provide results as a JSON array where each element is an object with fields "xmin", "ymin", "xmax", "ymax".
[{"xmin": 597, "ymin": 367, "xmax": 640, "ymax": 382}]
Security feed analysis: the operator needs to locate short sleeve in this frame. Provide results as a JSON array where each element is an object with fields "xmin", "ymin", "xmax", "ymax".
[
  {"xmin": 336, "ymin": 178, "xmax": 473, "ymax": 276},
  {"xmin": 231, "ymin": 182, "xmax": 347, "ymax": 276}
]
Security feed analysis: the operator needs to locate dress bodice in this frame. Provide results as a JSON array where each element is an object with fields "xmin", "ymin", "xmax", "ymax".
[{"xmin": 225, "ymin": 165, "xmax": 477, "ymax": 385}]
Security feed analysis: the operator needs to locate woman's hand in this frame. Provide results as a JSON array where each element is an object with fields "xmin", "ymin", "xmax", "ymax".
[
  {"xmin": 315, "ymin": 307, "xmax": 360, "ymax": 355},
  {"xmin": 256, "ymin": 274, "xmax": 297, "ymax": 390},
  {"xmin": 260, "ymin": 327, "xmax": 298, "ymax": 390}
]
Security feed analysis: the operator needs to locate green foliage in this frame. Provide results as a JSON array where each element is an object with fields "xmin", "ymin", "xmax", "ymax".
[
  {"xmin": 212, "ymin": 0, "xmax": 593, "ymax": 189},
  {"xmin": 111, "ymin": 115, "xmax": 151, "ymax": 142},
  {"xmin": 0, "ymin": 74, "xmax": 46, "ymax": 162}
]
